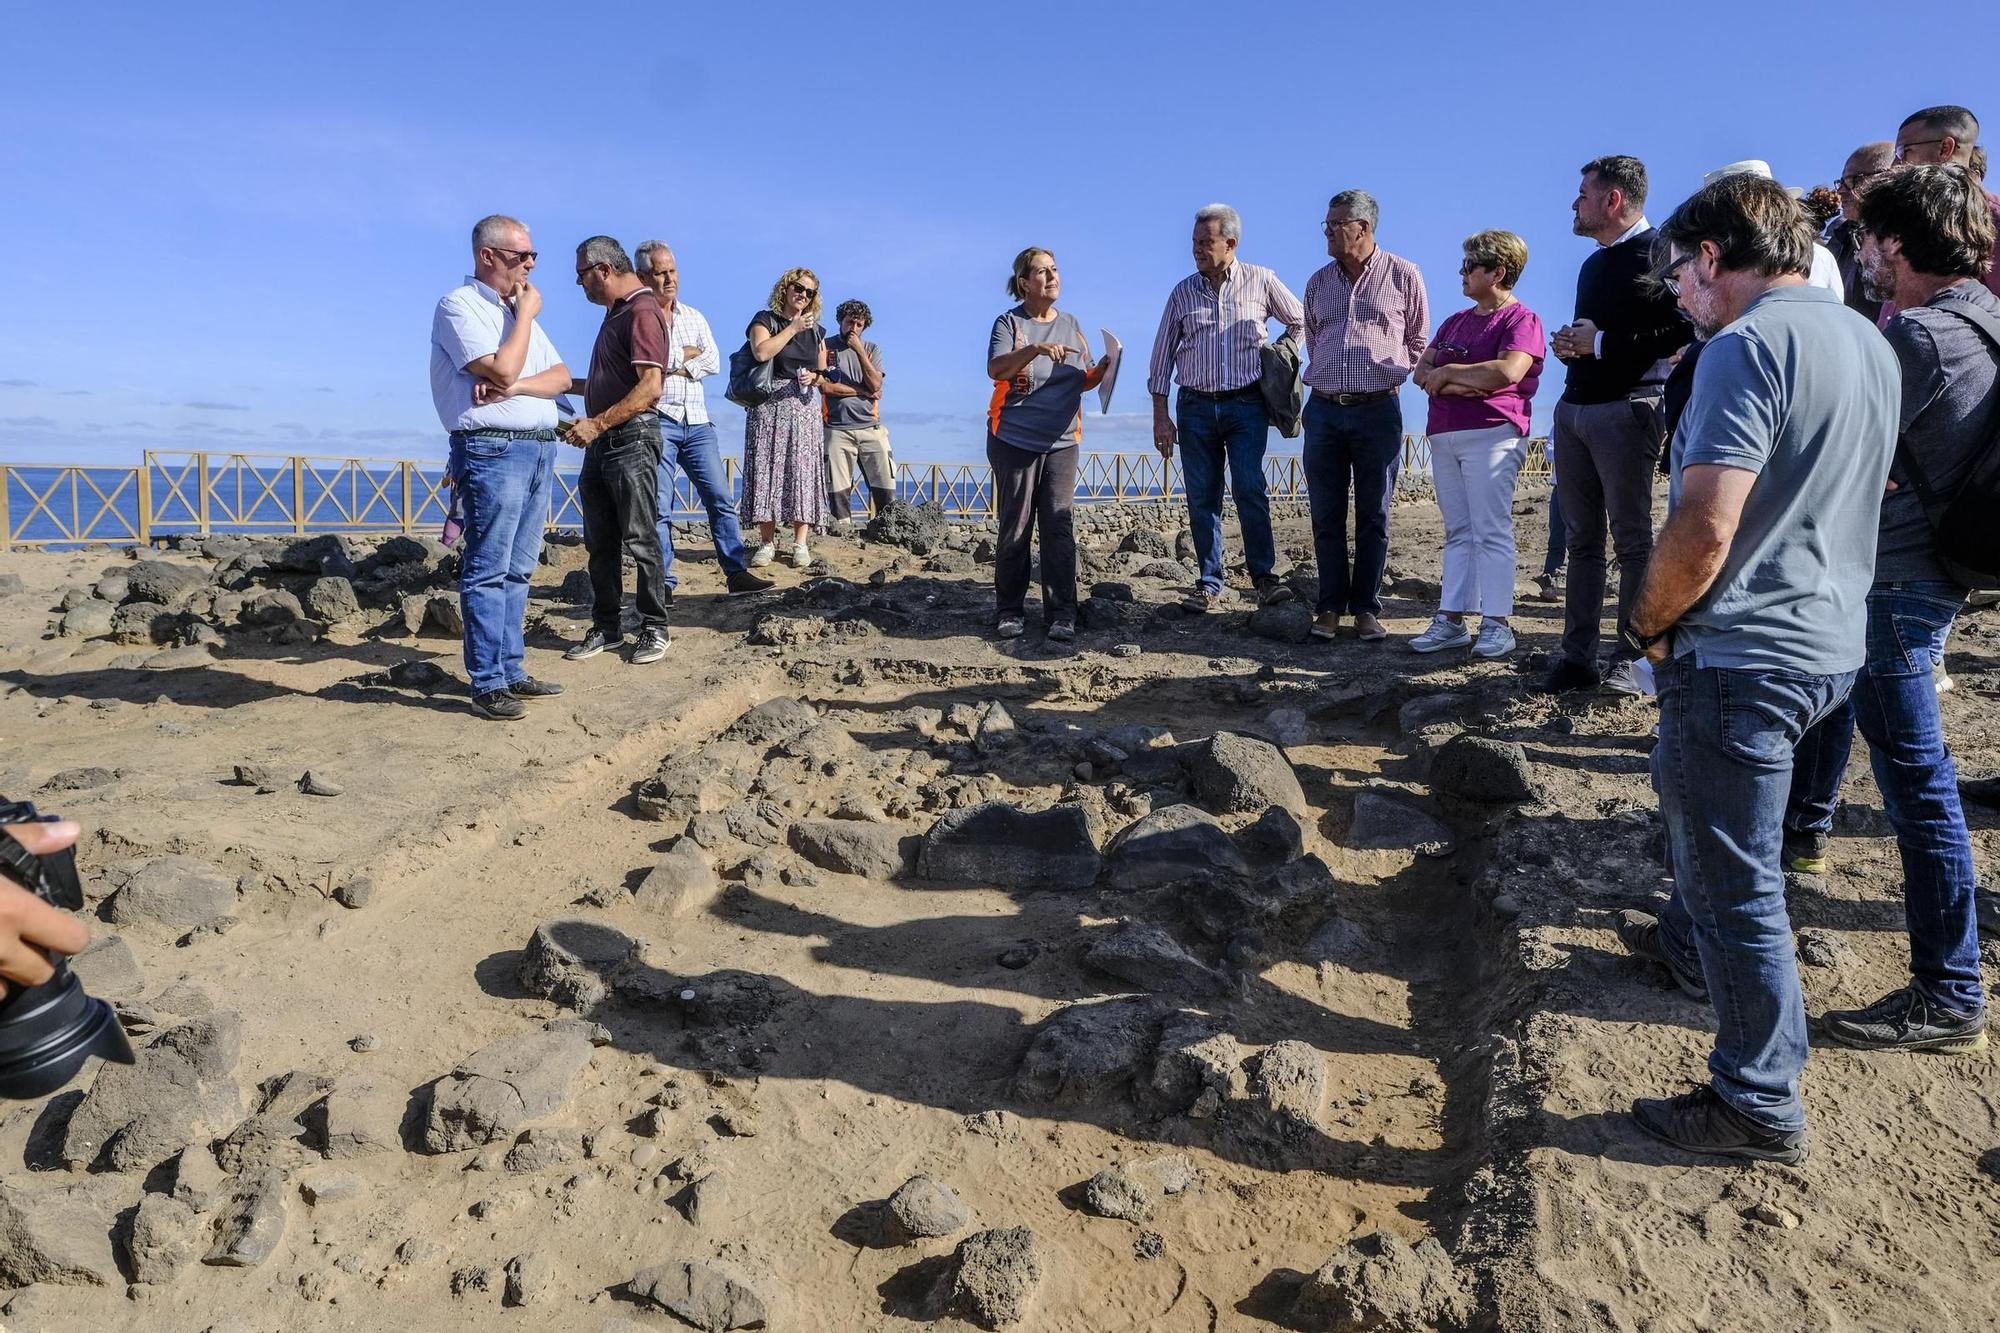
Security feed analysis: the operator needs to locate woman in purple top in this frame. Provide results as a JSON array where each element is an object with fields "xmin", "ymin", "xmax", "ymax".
[{"xmin": 1409, "ymin": 230, "xmax": 1545, "ymax": 659}]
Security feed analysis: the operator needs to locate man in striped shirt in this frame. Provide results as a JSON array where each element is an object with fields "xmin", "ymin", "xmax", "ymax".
[
  {"xmin": 1301, "ymin": 189, "xmax": 1430, "ymax": 643},
  {"xmin": 634, "ymin": 240, "xmax": 774, "ymax": 598},
  {"xmin": 1148, "ymin": 203, "xmax": 1305, "ymax": 613}
]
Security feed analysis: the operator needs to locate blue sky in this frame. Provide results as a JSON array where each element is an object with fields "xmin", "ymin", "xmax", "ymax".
[{"xmin": 4, "ymin": 3, "xmax": 1997, "ymax": 470}]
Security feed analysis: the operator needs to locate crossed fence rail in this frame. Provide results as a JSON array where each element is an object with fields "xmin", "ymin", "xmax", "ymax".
[{"xmin": 1, "ymin": 438, "xmax": 1549, "ymax": 547}]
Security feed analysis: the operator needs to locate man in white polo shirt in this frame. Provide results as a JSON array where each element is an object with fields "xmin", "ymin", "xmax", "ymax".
[{"xmin": 429, "ymin": 213, "xmax": 572, "ymax": 720}]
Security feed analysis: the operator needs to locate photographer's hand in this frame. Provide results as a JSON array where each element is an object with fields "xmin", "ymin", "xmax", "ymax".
[{"xmin": 0, "ymin": 821, "xmax": 90, "ymax": 988}]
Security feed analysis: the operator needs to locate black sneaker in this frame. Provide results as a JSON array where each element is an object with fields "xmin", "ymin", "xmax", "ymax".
[
  {"xmin": 727, "ymin": 568, "xmax": 777, "ymax": 596},
  {"xmin": 1535, "ymin": 657, "xmax": 1601, "ymax": 694},
  {"xmin": 1782, "ymin": 829, "xmax": 1829, "ymax": 876},
  {"xmin": 1046, "ymin": 619, "xmax": 1075, "ymax": 643},
  {"xmin": 1254, "ymin": 576, "xmax": 1295, "ymax": 607},
  {"xmin": 630, "ymin": 628, "xmax": 670, "ymax": 664},
  {"xmin": 564, "ymin": 629, "xmax": 616, "ymax": 661},
  {"xmin": 1977, "ymin": 889, "xmax": 2000, "ymax": 940},
  {"xmin": 507, "ymin": 675, "xmax": 566, "ymax": 699},
  {"xmin": 470, "ymin": 689, "xmax": 527, "ymax": 721},
  {"xmin": 1614, "ymin": 909, "xmax": 1709, "ymax": 1002},
  {"xmin": 1631, "ymin": 1085, "xmax": 1807, "ymax": 1164},
  {"xmin": 1821, "ymin": 984, "xmax": 1989, "ymax": 1053}
]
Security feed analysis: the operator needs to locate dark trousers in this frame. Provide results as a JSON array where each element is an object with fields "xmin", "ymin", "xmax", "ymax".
[
  {"xmin": 579, "ymin": 414, "xmax": 669, "ymax": 636},
  {"xmin": 1176, "ymin": 388, "xmax": 1276, "ymax": 593},
  {"xmin": 1301, "ymin": 395, "xmax": 1404, "ymax": 616},
  {"xmin": 1543, "ymin": 481, "xmax": 1566, "ymax": 578},
  {"xmin": 1784, "ymin": 581, "xmax": 1984, "ymax": 1014},
  {"xmin": 986, "ymin": 435, "xmax": 1078, "ymax": 622},
  {"xmin": 1552, "ymin": 394, "xmax": 1663, "ymax": 665}
]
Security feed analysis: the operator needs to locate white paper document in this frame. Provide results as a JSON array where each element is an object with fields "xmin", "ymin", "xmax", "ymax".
[{"xmin": 1096, "ymin": 328, "xmax": 1121, "ymax": 414}]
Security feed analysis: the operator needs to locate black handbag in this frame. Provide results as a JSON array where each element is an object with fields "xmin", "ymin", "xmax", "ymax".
[{"xmin": 724, "ymin": 342, "xmax": 781, "ymax": 409}]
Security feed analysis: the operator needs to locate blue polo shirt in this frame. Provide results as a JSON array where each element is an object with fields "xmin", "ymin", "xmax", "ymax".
[{"xmin": 1670, "ymin": 284, "xmax": 1899, "ymax": 673}]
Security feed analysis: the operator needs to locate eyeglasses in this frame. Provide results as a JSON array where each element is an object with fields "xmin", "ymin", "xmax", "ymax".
[
  {"xmin": 1837, "ymin": 170, "xmax": 1884, "ymax": 191},
  {"xmin": 574, "ymin": 261, "xmax": 607, "ymax": 280},
  {"xmin": 788, "ymin": 281, "xmax": 819, "ymax": 297},
  {"xmin": 1458, "ymin": 261, "xmax": 1487, "ymax": 275},
  {"xmin": 1322, "ymin": 218, "xmax": 1368, "ymax": 235},
  {"xmin": 1661, "ymin": 251, "xmax": 1695, "ymax": 296},
  {"xmin": 1894, "ymin": 138, "xmax": 1946, "ymax": 162},
  {"xmin": 492, "ymin": 247, "xmax": 538, "ymax": 264}
]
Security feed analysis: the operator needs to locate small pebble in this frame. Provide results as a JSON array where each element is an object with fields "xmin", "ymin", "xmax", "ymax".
[
  {"xmin": 299, "ymin": 771, "xmax": 344, "ymax": 797},
  {"xmin": 349, "ymin": 1033, "xmax": 379, "ymax": 1053}
]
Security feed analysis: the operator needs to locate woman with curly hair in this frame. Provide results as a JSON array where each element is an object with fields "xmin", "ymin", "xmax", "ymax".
[{"xmin": 741, "ymin": 267, "xmax": 830, "ymax": 568}]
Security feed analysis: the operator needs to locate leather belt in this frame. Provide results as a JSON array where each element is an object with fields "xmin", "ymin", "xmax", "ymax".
[
  {"xmin": 1179, "ymin": 384, "xmax": 1263, "ymax": 402},
  {"xmin": 449, "ymin": 427, "xmax": 559, "ymax": 442},
  {"xmin": 1311, "ymin": 388, "xmax": 1394, "ymax": 406}
]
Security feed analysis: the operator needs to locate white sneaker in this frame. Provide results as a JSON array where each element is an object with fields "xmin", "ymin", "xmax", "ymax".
[
  {"xmin": 1602, "ymin": 659, "xmax": 1646, "ymax": 696},
  {"xmin": 1472, "ymin": 620, "xmax": 1516, "ymax": 659},
  {"xmin": 749, "ymin": 543, "xmax": 776, "ymax": 568},
  {"xmin": 1408, "ymin": 613, "xmax": 1472, "ymax": 654},
  {"xmin": 790, "ymin": 542, "xmax": 811, "ymax": 568}
]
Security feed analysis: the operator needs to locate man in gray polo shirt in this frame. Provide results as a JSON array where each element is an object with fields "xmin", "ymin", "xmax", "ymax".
[{"xmin": 1612, "ymin": 173, "xmax": 1899, "ymax": 1163}]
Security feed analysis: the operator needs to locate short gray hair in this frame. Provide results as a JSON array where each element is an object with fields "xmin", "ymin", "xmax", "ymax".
[
  {"xmin": 1194, "ymin": 203, "xmax": 1241, "ymax": 241},
  {"xmin": 576, "ymin": 235, "xmax": 633, "ymax": 275},
  {"xmin": 471, "ymin": 214, "xmax": 526, "ymax": 252},
  {"xmin": 1329, "ymin": 189, "xmax": 1379, "ymax": 228},
  {"xmin": 634, "ymin": 239, "xmax": 674, "ymax": 273},
  {"xmin": 1846, "ymin": 141, "xmax": 1894, "ymax": 174}
]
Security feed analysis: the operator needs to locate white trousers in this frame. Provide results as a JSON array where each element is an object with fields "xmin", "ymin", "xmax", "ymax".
[{"xmin": 1429, "ymin": 424, "xmax": 1523, "ymax": 618}]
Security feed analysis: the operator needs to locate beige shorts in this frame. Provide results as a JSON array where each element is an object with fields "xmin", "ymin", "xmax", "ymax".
[{"xmin": 825, "ymin": 423, "xmax": 894, "ymax": 491}]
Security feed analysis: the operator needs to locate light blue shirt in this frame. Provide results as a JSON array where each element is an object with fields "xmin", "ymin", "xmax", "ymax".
[
  {"xmin": 428, "ymin": 276, "xmax": 564, "ymax": 433},
  {"xmin": 1670, "ymin": 284, "xmax": 1899, "ymax": 673}
]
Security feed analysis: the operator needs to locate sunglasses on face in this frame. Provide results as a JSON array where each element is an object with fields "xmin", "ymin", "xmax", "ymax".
[
  {"xmin": 493, "ymin": 247, "xmax": 538, "ymax": 264},
  {"xmin": 574, "ymin": 261, "xmax": 607, "ymax": 280},
  {"xmin": 789, "ymin": 281, "xmax": 818, "ymax": 297},
  {"xmin": 1661, "ymin": 252, "xmax": 1695, "ymax": 296}
]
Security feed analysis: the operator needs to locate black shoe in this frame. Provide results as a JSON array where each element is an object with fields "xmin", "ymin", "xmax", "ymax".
[
  {"xmin": 1631, "ymin": 1085, "xmax": 1807, "ymax": 1164},
  {"xmin": 1958, "ymin": 774, "xmax": 2000, "ymax": 809},
  {"xmin": 1535, "ymin": 657, "xmax": 1601, "ymax": 694},
  {"xmin": 1614, "ymin": 909, "xmax": 1709, "ymax": 1002},
  {"xmin": 470, "ymin": 689, "xmax": 527, "ymax": 721},
  {"xmin": 564, "ymin": 629, "xmax": 616, "ymax": 661},
  {"xmin": 1821, "ymin": 984, "xmax": 1989, "ymax": 1053},
  {"xmin": 1977, "ymin": 889, "xmax": 2000, "ymax": 940},
  {"xmin": 1046, "ymin": 619, "xmax": 1075, "ymax": 643},
  {"xmin": 1782, "ymin": 829, "xmax": 1829, "ymax": 876},
  {"xmin": 727, "ymin": 568, "xmax": 777, "ymax": 596},
  {"xmin": 507, "ymin": 675, "xmax": 566, "ymax": 699},
  {"xmin": 1254, "ymin": 576, "xmax": 1295, "ymax": 607},
  {"xmin": 630, "ymin": 628, "xmax": 670, "ymax": 664}
]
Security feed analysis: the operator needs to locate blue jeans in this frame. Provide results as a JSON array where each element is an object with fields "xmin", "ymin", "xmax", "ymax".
[
  {"xmin": 451, "ymin": 432, "xmax": 557, "ymax": 695},
  {"xmin": 654, "ymin": 417, "xmax": 748, "ymax": 590},
  {"xmin": 1652, "ymin": 655, "xmax": 1855, "ymax": 1131},
  {"xmin": 1784, "ymin": 581, "xmax": 1984, "ymax": 1014},
  {"xmin": 1301, "ymin": 395, "xmax": 1403, "ymax": 616},
  {"xmin": 1175, "ymin": 389, "xmax": 1275, "ymax": 594}
]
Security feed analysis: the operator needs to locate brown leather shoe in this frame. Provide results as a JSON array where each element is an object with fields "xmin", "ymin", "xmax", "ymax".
[
  {"xmin": 1310, "ymin": 612, "xmax": 1341, "ymax": 640},
  {"xmin": 1354, "ymin": 613, "xmax": 1388, "ymax": 641}
]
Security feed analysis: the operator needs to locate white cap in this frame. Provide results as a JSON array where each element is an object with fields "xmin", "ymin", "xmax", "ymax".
[{"xmin": 1703, "ymin": 159, "xmax": 1803, "ymax": 198}]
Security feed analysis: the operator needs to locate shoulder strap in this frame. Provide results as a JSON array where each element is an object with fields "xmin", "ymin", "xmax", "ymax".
[{"xmin": 1892, "ymin": 291, "xmax": 2000, "ymax": 515}]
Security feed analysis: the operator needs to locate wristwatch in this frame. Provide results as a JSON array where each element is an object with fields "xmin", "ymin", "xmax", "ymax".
[{"xmin": 1621, "ymin": 624, "xmax": 1669, "ymax": 657}]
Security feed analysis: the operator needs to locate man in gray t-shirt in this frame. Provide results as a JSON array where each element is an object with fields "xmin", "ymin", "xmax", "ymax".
[
  {"xmin": 822, "ymin": 299, "xmax": 893, "ymax": 520},
  {"xmin": 1783, "ymin": 164, "xmax": 1999, "ymax": 1063},
  {"xmin": 1612, "ymin": 174, "xmax": 1897, "ymax": 1166}
]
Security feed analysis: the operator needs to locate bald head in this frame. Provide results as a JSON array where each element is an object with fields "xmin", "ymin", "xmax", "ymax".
[{"xmin": 1838, "ymin": 142, "xmax": 1895, "ymax": 220}]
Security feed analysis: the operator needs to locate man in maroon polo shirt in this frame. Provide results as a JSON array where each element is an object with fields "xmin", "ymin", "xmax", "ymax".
[{"xmin": 562, "ymin": 236, "xmax": 672, "ymax": 665}]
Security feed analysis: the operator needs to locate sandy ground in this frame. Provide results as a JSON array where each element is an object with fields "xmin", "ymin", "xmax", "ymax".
[{"xmin": 0, "ymin": 482, "xmax": 1995, "ymax": 1333}]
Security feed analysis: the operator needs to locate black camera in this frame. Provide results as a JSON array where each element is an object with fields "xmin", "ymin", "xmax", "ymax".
[{"xmin": 0, "ymin": 799, "xmax": 135, "ymax": 1098}]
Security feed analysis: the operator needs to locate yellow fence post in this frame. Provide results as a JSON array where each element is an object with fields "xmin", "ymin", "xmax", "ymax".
[
  {"xmin": 0, "ymin": 466, "xmax": 9, "ymax": 547},
  {"xmin": 401, "ymin": 464, "xmax": 414, "ymax": 535},
  {"xmin": 292, "ymin": 457, "xmax": 306, "ymax": 534},
  {"xmin": 136, "ymin": 460, "xmax": 152, "ymax": 546},
  {"xmin": 197, "ymin": 454, "xmax": 211, "ymax": 536}
]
